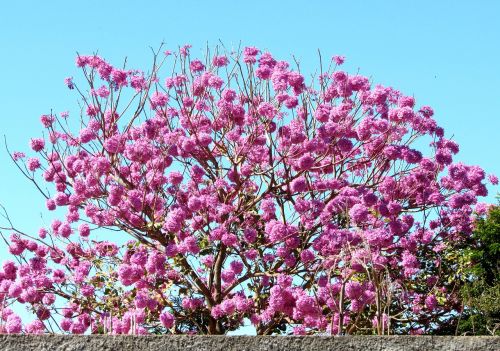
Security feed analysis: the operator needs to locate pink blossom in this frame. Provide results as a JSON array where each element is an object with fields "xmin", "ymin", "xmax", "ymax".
[
  {"xmin": 189, "ymin": 59, "xmax": 205, "ymax": 73},
  {"xmin": 290, "ymin": 177, "xmax": 307, "ymax": 193},
  {"xmin": 345, "ymin": 281, "xmax": 363, "ymax": 300},
  {"xmin": 300, "ymin": 249, "xmax": 315, "ymax": 263},
  {"xmin": 26, "ymin": 157, "xmax": 41, "ymax": 171},
  {"xmin": 179, "ymin": 44, "xmax": 191, "ymax": 57},
  {"xmin": 30, "ymin": 138, "xmax": 45, "ymax": 152},
  {"xmin": 243, "ymin": 46, "xmax": 260, "ymax": 64},
  {"xmin": 12, "ymin": 151, "xmax": 25, "ymax": 160},
  {"xmin": 64, "ymin": 77, "xmax": 74, "ymax": 89},
  {"xmin": 96, "ymin": 85, "xmax": 110, "ymax": 97},
  {"xmin": 425, "ymin": 294, "xmax": 438, "ymax": 310},
  {"xmin": 40, "ymin": 114, "xmax": 55, "ymax": 128},
  {"xmin": 25, "ymin": 320, "xmax": 44, "ymax": 334},
  {"xmin": 5, "ymin": 314, "xmax": 22, "ymax": 334},
  {"xmin": 112, "ymin": 69, "xmax": 128, "ymax": 87},
  {"xmin": 78, "ymin": 223, "xmax": 90, "ymax": 237},
  {"xmin": 488, "ymin": 174, "xmax": 499, "ymax": 185},
  {"xmin": 46, "ymin": 199, "xmax": 56, "ymax": 211},
  {"xmin": 349, "ymin": 204, "xmax": 369, "ymax": 224},
  {"xmin": 3, "ymin": 261, "xmax": 17, "ymax": 280},
  {"xmin": 298, "ymin": 154, "xmax": 314, "ymax": 170},
  {"xmin": 150, "ymin": 92, "xmax": 168, "ymax": 109},
  {"xmin": 256, "ymin": 102, "xmax": 276, "ymax": 120},
  {"xmin": 160, "ymin": 311, "xmax": 175, "ymax": 328},
  {"xmin": 229, "ymin": 260, "xmax": 244, "ymax": 275},
  {"xmin": 168, "ymin": 171, "xmax": 183, "ymax": 185},
  {"xmin": 333, "ymin": 55, "xmax": 345, "ymax": 65},
  {"xmin": 212, "ymin": 55, "xmax": 229, "ymax": 67}
]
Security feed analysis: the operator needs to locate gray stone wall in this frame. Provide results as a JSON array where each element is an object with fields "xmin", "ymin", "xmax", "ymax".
[{"xmin": 0, "ymin": 335, "xmax": 498, "ymax": 351}]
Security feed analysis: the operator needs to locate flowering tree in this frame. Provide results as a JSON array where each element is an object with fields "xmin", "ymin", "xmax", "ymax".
[{"xmin": 0, "ymin": 44, "xmax": 496, "ymax": 335}]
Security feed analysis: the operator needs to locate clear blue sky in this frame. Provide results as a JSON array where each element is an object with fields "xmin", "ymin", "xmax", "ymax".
[{"xmin": 0, "ymin": 0, "xmax": 498, "ymax": 331}]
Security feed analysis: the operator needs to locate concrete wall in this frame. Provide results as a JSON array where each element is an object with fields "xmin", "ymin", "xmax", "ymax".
[{"xmin": 0, "ymin": 335, "xmax": 498, "ymax": 351}]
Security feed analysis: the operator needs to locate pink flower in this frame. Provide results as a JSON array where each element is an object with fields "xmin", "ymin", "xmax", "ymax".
[
  {"xmin": 54, "ymin": 192, "xmax": 69, "ymax": 206},
  {"xmin": 402, "ymin": 250, "xmax": 419, "ymax": 276},
  {"xmin": 135, "ymin": 291, "xmax": 149, "ymax": 308},
  {"xmin": 104, "ymin": 134, "xmax": 123, "ymax": 154},
  {"xmin": 212, "ymin": 55, "xmax": 229, "ymax": 67},
  {"xmin": 25, "ymin": 320, "xmax": 44, "ymax": 334},
  {"xmin": 293, "ymin": 325, "xmax": 307, "ymax": 335},
  {"xmin": 197, "ymin": 132, "xmax": 212, "ymax": 146},
  {"xmin": 5, "ymin": 314, "xmax": 22, "ymax": 334},
  {"xmin": 420, "ymin": 106, "xmax": 434, "ymax": 117},
  {"xmin": 70, "ymin": 322, "xmax": 86, "ymax": 334},
  {"xmin": 345, "ymin": 281, "xmax": 363, "ymax": 300},
  {"xmin": 12, "ymin": 151, "xmax": 25, "ymax": 161},
  {"xmin": 164, "ymin": 208, "xmax": 185, "ymax": 233},
  {"xmin": 475, "ymin": 202, "xmax": 489, "ymax": 215},
  {"xmin": 257, "ymin": 102, "xmax": 277, "ymax": 119},
  {"xmin": 229, "ymin": 260, "xmax": 244, "ymax": 275},
  {"xmin": 27, "ymin": 157, "xmax": 41, "ymax": 171},
  {"xmin": 244, "ymin": 228, "xmax": 257, "ymax": 243},
  {"xmin": 300, "ymin": 249, "xmax": 315, "ymax": 263},
  {"xmin": 220, "ymin": 299, "xmax": 236, "ymax": 315},
  {"xmin": 30, "ymin": 138, "xmax": 45, "ymax": 152},
  {"xmin": 425, "ymin": 294, "xmax": 438, "ymax": 310},
  {"xmin": 221, "ymin": 89, "xmax": 237, "ymax": 102},
  {"xmin": 3, "ymin": 260, "xmax": 17, "ymax": 279},
  {"xmin": 245, "ymin": 249, "xmax": 258, "ymax": 260},
  {"xmin": 298, "ymin": 154, "xmax": 314, "ymax": 170},
  {"xmin": 96, "ymin": 85, "xmax": 110, "ymax": 97},
  {"xmin": 60, "ymin": 318, "xmax": 72, "ymax": 331},
  {"xmin": 40, "ymin": 114, "xmax": 55, "ymax": 128},
  {"xmin": 221, "ymin": 233, "xmax": 237, "ymax": 247},
  {"xmin": 58, "ymin": 223, "xmax": 72, "ymax": 238},
  {"xmin": 8, "ymin": 283, "xmax": 22, "ymax": 298},
  {"xmin": 290, "ymin": 177, "xmax": 307, "ymax": 193},
  {"xmin": 243, "ymin": 46, "xmax": 260, "ymax": 64},
  {"xmin": 180, "ymin": 44, "xmax": 191, "ymax": 57},
  {"xmin": 79, "ymin": 128, "xmax": 95, "ymax": 143},
  {"xmin": 86, "ymin": 104, "xmax": 99, "ymax": 117},
  {"xmin": 260, "ymin": 198, "xmax": 276, "ymax": 219},
  {"xmin": 168, "ymin": 171, "xmax": 183, "ymax": 185},
  {"xmin": 36, "ymin": 306, "xmax": 51, "ymax": 320},
  {"xmin": 78, "ymin": 223, "xmax": 90, "ymax": 237},
  {"xmin": 160, "ymin": 311, "xmax": 175, "ymax": 329},
  {"xmin": 112, "ymin": 69, "xmax": 128, "ymax": 87},
  {"xmin": 76, "ymin": 55, "xmax": 89, "ymax": 67},
  {"xmin": 64, "ymin": 77, "xmax": 74, "ymax": 89},
  {"xmin": 333, "ymin": 55, "xmax": 345, "ymax": 65},
  {"xmin": 488, "ymin": 174, "xmax": 499, "ymax": 185},
  {"xmin": 150, "ymin": 92, "xmax": 168, "ymax": 109},
  {"xmin": 333, "ymin": 70, "xmax": 347, "ymax": 82},
  {"xmin": 349, "ymin": 204, "xmax": 369, "ymax": 224},
  {"xmin": 46, "ymin": 199, "xmax": 56, "ymax": 211},
  {"xmin": 189, "ymin": 59, "xmax": 205, "ymax": 73}
]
